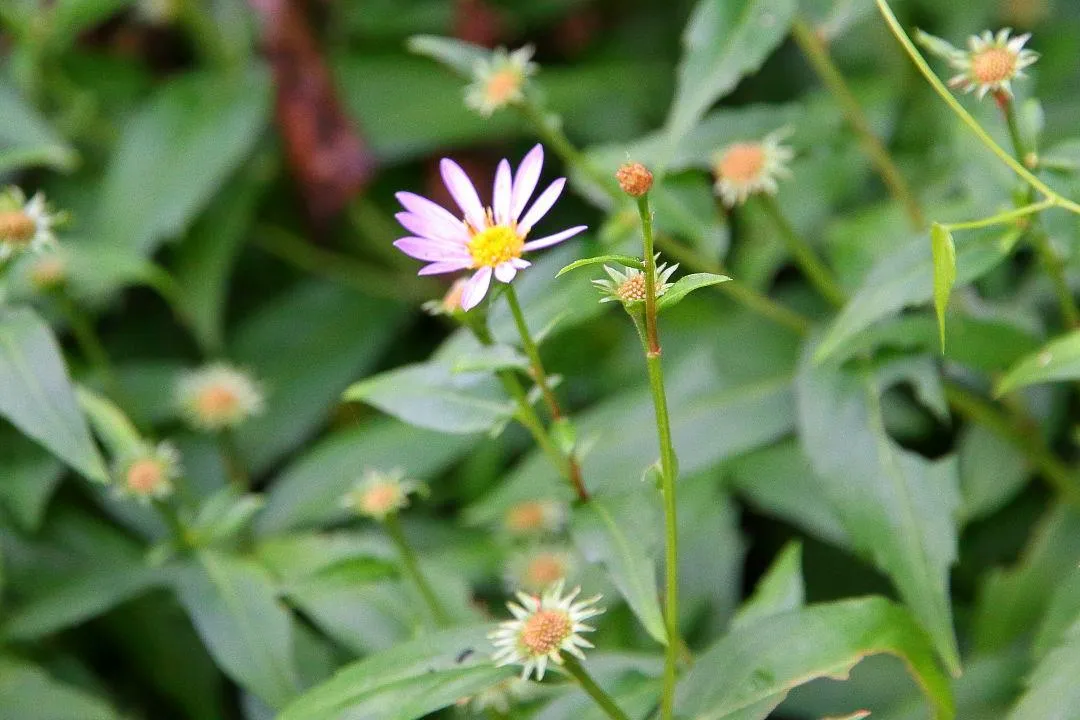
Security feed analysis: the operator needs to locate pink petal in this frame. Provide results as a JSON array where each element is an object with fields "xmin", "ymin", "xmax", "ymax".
[
  {"xmin": 518, "ymin": 178, "xmax": 566, "ymax": 234},
  {"xmin": 493, "ymin": 160, "xmax": 513, "ymax": 226},
  {"xmin": 511, "ymin": 144, "xmax": 544, "ymax": 221},
  {"xmin": 494, "ymin": 262, "xmax": 517, "ymax": 283},
  {"xmin": 440, "ymin": 158, "xmax": 486, "ymax": 229},
  {"xmin": 522, "ymin": 225, "xmax": 587, "ymax": 252},
  {"xmin": 395, "ymin": 192, "xmax": 467, "ymax": 241},
  {"xmin": 394, "ymin": 237, "xmax": 471, "ymax": 262},
  {"xmin": 395, "ymin": 212, "xmax": 468, "ymax": 244},
  {"xmin": 418, "ymin": 259, "xmax": 472, "ymax": 276},
  {"xmin": 461, "ymin": 267, "xmax": 493, "ymax": 310}
]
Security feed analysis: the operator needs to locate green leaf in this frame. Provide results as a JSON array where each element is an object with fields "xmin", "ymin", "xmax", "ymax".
[
  {"xmin": 1008, "ymin": 625, "xmax": 1080, "ymax": 719},
  {"xmin": 450, "ymin": 344, "xmax": 528, "ymax": 374},
  {"xmin": 344, "ymin": 361, "xmax": 513, "ymax": 435},
  {"xmin": 278, "ymin": 624, "xmax": 514, "ymax": 720},
  {"xmin": 90, "ymin": 66, "xmax": 270, "ymax": 256},
  {"xmin": 914, "ymin": 30, "xmax": 963, "ymax": 61},
  {"xmin": 957, "ymin": 423, "xmax": 1029, "ymax": 525},
  {"xmin": 731, "ymin": 541, "xmax": 804, "ymax": 630},
  {"xmin": 406, "ymin": 35, "xmax": 489, "ymax": 76},
  {"xmin": 675, "ymin": 597, "xmax": 955, "ymax": 720},
  {"xmin": 657, "ymin": 272, "xmax": 731, "ymax": 311},
  {"xmin": 556, "ymin": 254, "xmax": 643, "ymax": 277},
  {"xmin": 233, "ymin": 282, "xmax": 407, "ymax": 474},
  {"xmin": 796, "ymin": 341, "xmax": 961, "ymax": 673},
  {"xmin": 664, "ymin": 0, "xmax": 798, "ymax": 157},
  {"xmin": 0, "ymin": 81, "xmax": 78, "ymax": 173},
  {"xmin": 814, "ymin": 227, "xmax": 1015, "ymax": 364},
  {"xmin": 172, "ymin": 550, "xmax": 300, "ymax": 709},
  {"xmin": 0, "ymin": 655, "xmax": 121, "ymax": 720},
  {"xmin": 188, "ymin": 489, "xmax": 265, "ymax": 548},
  {"xmin": 930, "ymin": 224, "xmax": 956, "ymax": 352},
  {"xmin": 0, "ymin": 307, "xmax": 107, "ymax": 482},
  {"xmin": 75, "ymin": 386, "xmax": 144, "ymax": 458},
  {"xmin": 571, "ymin": 490, "xmax": 668, "ymax": 646},
  {"xmin": 0, "ymin": 430, "xmax": 63, "ymax": 532},
  {"xmin": 996, "ymin": 328, "xmax": 1080, "ymax": 395},
  {"xmin": 48, "ymin": 0, "xmax": 134, "ymax": 49}
]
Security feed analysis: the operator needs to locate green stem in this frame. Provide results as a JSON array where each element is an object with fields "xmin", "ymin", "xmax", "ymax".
[
  {"xmin": 383, "ymin": 513, "xmax": 450, "ymax": 625},
  {"xmin": 518, "ymin": 98, "xmax": 811, "ymax": 336},
  {"xmin": 944, "ymin": 382, "xmax": 1080, "ymax": 509},
  {"xmin": 465, "ymin": 318, "xmax": 589, "ymax": 502},
  {"xmin": 153, "ymin": 498, "xmax": 190, "ymax": 550},
  {"xmin": 561, "ymin": 656, "xmax": 632, "ymax": 720},
  {"xmin": 219, "ymin": 429, "xmax": 249, "ymax": 492},
  {"xmin": 874, "ymin": 0, "xmax": 1080, "ymax": 216},
  {"xmin": 504, "ymin": 284, "xmax": 564, "ymax": 422},
  {"xmin": 635, "ymin": 194, "xmax": 680, "ymax": 720},
  {"xmin": 55, "ymin": 293, "xmax": 123, "ymax": 397},
  {"xmin": 791, "ymin": 17, "xmax": 926, "ymax": 229},
  {"xmin": 940, "ymin": 199, "xmax": 1054, "ymax": 232},
  {"xmin": 757, "ymin": 195, "xmax": 846, "ymax": 307}
]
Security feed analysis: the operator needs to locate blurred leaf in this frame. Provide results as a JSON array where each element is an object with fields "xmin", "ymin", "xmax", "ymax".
[
  {"xmin": 731, "ymin": 541, "xmax": 804, "ymax": 630},
  {"xmin": 0, "ymin": 82, "xmax": 78, "ymax": 172},
  {"xmin": 676, "ymin": 597, "xmax": 954, "ymax": 720},
  {"xmin": 957, "ymin": 423, "xmax": 1029, "ymax": 525},
  {"xmin": 0, "ymin": 430, "xmax": 63, "ymax": 532},
  {"xmin": 572, "ymin": 489, "xmax": 667, "ymax": 646},
  {"xmin": 557, "ymin": 255, "xmax": 643, "ymax": 277},
  {"xmin": 48, "ymin": 0, "xmax": 134, "ymax": 49},
  {"xmin": 277, "ymin": 624, "xmax": 514, "ymax": 720},
  {"xmin": 91, "ymin": 66, "xmax": 271, "ymax": 255},
  {"xmin": 188, "ymin": 488, "xmax": 265, "ymax": 548},
  {"xmin": 0, "ymin": 307, "xmax": 107, "ymax": 482},
  {"xmin": 1033, "ymin": 569, "xmax": 1080, "ymax": 659},
  {"xmin": 815, "ymin": 228, "xmax": 1016, "ymax": 363},
  {"xmin": 233, "ymin": 282, "xmax": 407, "ymax": 474},
  {"xmin": 451, "ymin": 344, "xmax": 528, "ymax": 374},
  {"xmin": 664, "ymin": 0, "xmax": 798, "ymax": 157},
  {"xmin": 930, "ymin": 224, "xmax": 956, "ymax": 352},
  {"xmin": 407, "ymin": 35, "xmax": 489, "ymax": 76},
  {"xmin": 796, "ymin": 342, "xmax": 960, "ymax": 672},
  {"xmin": 172, "ymin": 550, "xmax": 300, "ymax": 709},
  {"xmin": 996, "ymin": 328, "xmax": 1080, "ymax": 395},
  {"xmin": 75, "ymin": 386, "xmax": 143, "ymax": 458},
  {"xmin": 1007, "ymin": 624, "xmax": 1080, "ymax": 720},
  {"xmin": 651, "ymin": 175, "xmax": 731, "ymax": 259},
  {"xmin": 257, "ymin": 421, "xmax": 475, "ymax": 534},
  {"xmin": 344, "ymin": 361, "xmax": 512, "ymax": 435},
  {"xmin": 657, "ymin": 272, "xmax": 731, "ymax": 311},
  {"xmin": 0, "ymin": 655, "xmax": 121, "ymax": 720}
]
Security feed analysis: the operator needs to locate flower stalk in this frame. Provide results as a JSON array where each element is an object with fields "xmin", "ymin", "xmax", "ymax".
[
  {"xmin": 562, "ymin": 656, "xmax": 632, "ymax": 720},
  {"xmin": 756, "ymin": 194, "xmax": 846, "ymax": 308},
  {"xmin": 383, "ymin": 512, "xmax": 450, "ymax": 626},
  {"xmin": 634, "ymin": 192, "xmax": 680, "ymax": 720}
]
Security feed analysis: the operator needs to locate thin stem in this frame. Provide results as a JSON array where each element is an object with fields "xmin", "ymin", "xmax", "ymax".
[
  {"xmin": 944, "ymin": 382, "xmax": 1080, "ymax": 509},
  {"xmin": 561, "ymin": 656, "xmax": 632, "ymax": 720},
  {"xmin": 791, "ymin": 17, "xmax": 925, "ymax": 229},
  {"xmin": 517, "ymin": 98, "xmax": 812, "ymax": 336},
  {"xmin": 635, "ymin": 194, "xmax": 680, "ymax": 720},
  {"xmin": 504, "ymin": 284, "xmax": 563, "ymax": 421},
  {"xmin": 874, "ymin": 0, "xmax": 1080, "ymax": 216},
  {"xmin": 756, "ymin": 195, "xmax": 846, "ymax": 307},
  {"xmin": 383, "ymin": 513, "xmax": 450, "ymax": 625},
  {"xmin": 153, "ymin": 498, "xmax": 190, "ymax": 551},
  {"xmin": 940, "ymin": 199, "xmax": 1055, "ymax": 231},
  {"xmin": 465, "ymin": 318, "xmax": 589, "ymax": 502},
  {"xmin": 55, "ymin": 293, "xmax": 123, "ymax": 397},
  {"xmin": 218, "ymin": 429, "xmax": 249, "ymax": 492}
]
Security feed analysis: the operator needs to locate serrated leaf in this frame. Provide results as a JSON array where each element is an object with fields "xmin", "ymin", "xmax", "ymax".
[
  {"xmin": 664, "ymin": 0, "xmax": 798, "ymax": 157},
  {"xmin": 995, "ymin": 328, "xmax": 1080, "ymax": 395},
  {"xmin": 406, "ymin": 35, "xmax": 489, "ymax": 77},
  {"xmin": 657, "ymin": 272, "xmax": 731, "ymax": 311},
  {"xmin": 930, "ymin": 223, "xmax": 956, "ymax": 352},
  {"xmin": 556, "ymin": 254, "xmax": 643, "ymax": 277},
  {"xmin": 572, "ymin": 490, "xmax": 667, "ymax": 646},
  {"xmin": 676, "ymin": 597, "xmax": 954, "ymax": 720},
  {"xmin": 0, "ymin": 307, "xmax": 108, "ymax": 482}
]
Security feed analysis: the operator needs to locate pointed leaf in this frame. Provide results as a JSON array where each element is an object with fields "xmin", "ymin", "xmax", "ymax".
[
  {"xmin": 657, "ymin": 272, "xmax": 731, "ymax": 311},
  {"xmin": 731, "ymin": 541, "xmax": 804, "ymax": 630},
  {"xmin": 406, "ymin": 35, "xmax": 489, "ymax": 77},
  {"xmin": 556, "ymin": 255, "xmax": 643, "ymax": 277},
  {"xmin": 0, "ymin": 656, "xmax": 121, "ymax": 720},
  {"xmin": 1008, "ymin": 624, "xmax": 1080, "ymax": 720},
  {"xmin": 996, "ymin": 328, "xmax": 1080, "ymax": 395},
  {"xmin": 930, "ymin": 223, "xmax": 956, "ymax": 352}
]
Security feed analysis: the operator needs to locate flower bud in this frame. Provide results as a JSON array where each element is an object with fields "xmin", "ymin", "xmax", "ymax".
[{"xmin": 615, "ymin": 162, "xmax": 653, "ymax": 197}]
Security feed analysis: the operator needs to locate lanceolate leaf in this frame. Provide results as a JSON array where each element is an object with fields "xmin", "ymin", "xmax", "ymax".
[
  {"xmin": 930, "ymin": 223, "xmax": 956, "ymax": 352},
  {"xmin": 657, "ymin": 272, "xmax": 730, "ymax": 311},
  {"xmin": 730, "ymin": 541, "xmax": 804, "ymax": 630},
  {"xmin": 796, "ymin": 340, "xmax": 961, "ymax": 673},
  {"xmin": 0, "ymin": 655, "xmax": 121, "ymax": 720},
  {"xmin": 996, "ymin": 328, "xmax": 1080, "ymax": 395},
  {"xmin": 406, "ymin": 35, "xmax": 489, "ymax": 77},
  {"xmin": 556, "ymin": 254, "xmax": 643, "ymax": 277},
  {"xmin": 664, "ymin": 0, "xmax": 798, "ymax": 158},
  {"xmin": 675, "ymin": 598, "xmax": 955, "ymax": 720},
  {"xmin": 0, "ymin": 307, "xmax": 108, "ymax": 482}
]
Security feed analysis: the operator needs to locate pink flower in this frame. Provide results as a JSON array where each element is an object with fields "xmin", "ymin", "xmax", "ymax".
[{"xmin": 394, "ymin": 144, "xmax": 587, "ymax": 311}]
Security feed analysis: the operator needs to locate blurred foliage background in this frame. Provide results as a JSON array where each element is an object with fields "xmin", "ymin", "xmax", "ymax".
[{"xmin": 3, "ymin": 0, "xmax": 1080, "ymax": 718}]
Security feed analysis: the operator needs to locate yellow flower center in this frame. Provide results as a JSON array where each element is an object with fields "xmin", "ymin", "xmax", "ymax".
[
  {"xmin": 361, "ymin": 482, "xmax": 401, "ymax": 516},
  {"xmin": 526, "ymin": 554, "xmax": 567, "ymax": 588},
  {"xmin": 0, "ymin": 211, "xmax": 36, "ymax": 245},
  {"xmin": 520, "ymin": 609, "xmax": 571, "ymax": 655},
  {"xmin": 196, "ymin": 385, "xmax": 240, "ymax": 422},
  {"xmin": 127, "ymin": 459, "xmax": 165, "ymax": 494},
  {"xmin": 717, "ymin": 143, "xmax": 767, "ymax": 184},
  {"xmin": 485, "ymin": 69, "xmax": 523, "ymax": 106},
  {"xmin": 505, "ymin": 501, "xmax": 547, "ymax": 532},
  {"xmin": 972, "ymin": 47, "xmax": 1016, "ymax": 84},
  {"xmin": 467, "ymin": 224, "xmax": 523, "ymax": 268},
  {"xmin": 616, "ymin": 273, "xmax": 647, "ymax": 303}
]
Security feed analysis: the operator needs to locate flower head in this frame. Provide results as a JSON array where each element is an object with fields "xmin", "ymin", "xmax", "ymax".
[
  {"xmin": 394, "ymin": 144, "xmax": 587, "ymax": 311},
  {"xmin": 465, "ymin": 46, "xmax": 537, "ymax": 117},
  {"xmin": 592, "ymin": 260, "xmax": 677, "ymax": 306},
  {"xmin": 114, "ymin": 442, "xmax": 181, "ymax": 500},
  {"xmin": 507, "ymin": 546, "xmax": 578, "ymax": 594},
  {"xmin": 615, "ymin": 162, "xmax": 653, "ymax": 197},
  {"xmin": 503, "ymin": 499, "xmax": 567, "ymax": 536},
  {"xmin": 342, "ymin": 468, "xmax": 423, "ymax": 521},
  {"xmin": 712, "ymin": 130, "xmax": 794, "ymax": 207},
  {"xmin": 0, "ymin": 187, "xmax": 60, "ymax": 261},
  {"xmin": 919, "ymin": 29, "xmax": 1038, "ymax": 100},
  {"xmin": 422, "ymin": 277, "xmax": 470, "ymax": 317},
  {"xmin": 177, "ymin": 363, "xmax": 264, "ymax": 431},
  {"xmin": 489, "ymin": 580, "xmax": 603, "ymax": 680}
]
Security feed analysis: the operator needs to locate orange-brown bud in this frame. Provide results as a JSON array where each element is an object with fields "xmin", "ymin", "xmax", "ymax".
[{"xmin": 615, "ymin": 162, "xmax": 653, "ymax": 197}]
